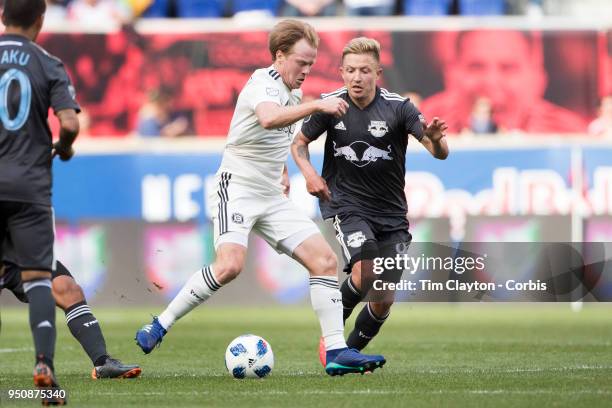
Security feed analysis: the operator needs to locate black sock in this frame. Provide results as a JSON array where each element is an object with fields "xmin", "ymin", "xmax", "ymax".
[
  {"xmin": 340, "ymin": 276, "xmax": 362, "ymax": 322},
  {"xmin": 347, "ymin": 303, "xmax": 389, "ymax": 351},
  {"xmin": 65, "ymin": 301, "xmax": 108, "ymax": 366},
  {"xmin": 24, "ymin": 280, "xmax": 56, "ymax": 370}
]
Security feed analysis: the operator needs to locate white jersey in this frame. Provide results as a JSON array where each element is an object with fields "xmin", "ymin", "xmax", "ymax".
[{"xmin": 218, "ymin": 65, "xmax": 302, "ymax": 195}]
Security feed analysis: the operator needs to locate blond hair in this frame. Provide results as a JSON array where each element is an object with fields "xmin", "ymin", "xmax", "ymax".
[
  {"xmin": 342, "ymin": 37, "xmax": 381, "ymax": 63},
  {"xmin": 268, "ymin": 19, "xmax": 319, "ymax": 62}
]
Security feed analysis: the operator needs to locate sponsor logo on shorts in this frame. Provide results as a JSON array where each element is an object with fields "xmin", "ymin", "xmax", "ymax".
[
  {"xmin": 347, "ymin": 231, "xmax": 367, "ymax": 248},
  {"xmin": 232, "ymin": 213, "xmax": 244, "ymax": 224}
]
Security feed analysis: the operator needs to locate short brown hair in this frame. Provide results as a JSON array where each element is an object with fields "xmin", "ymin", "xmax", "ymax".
[
  {"xmin": 268, "ymin": 19, "xmax": 319, "ymax": 61},
  {"xmin": 342, "ymin": 37, "xmax": 381, "ymax": 63}
]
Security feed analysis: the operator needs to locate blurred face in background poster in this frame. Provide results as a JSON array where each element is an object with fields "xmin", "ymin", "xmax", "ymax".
[{"xmin": 446, "ymin": 30, "xmax": 546, "ymax": 129}]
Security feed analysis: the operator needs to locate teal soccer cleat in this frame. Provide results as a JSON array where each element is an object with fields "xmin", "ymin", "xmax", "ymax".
[{"xmin": 325, "ymin": 348, "xmax": 386, "ymax": 376}]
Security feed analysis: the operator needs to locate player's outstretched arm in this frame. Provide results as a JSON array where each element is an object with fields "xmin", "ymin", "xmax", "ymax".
[
  {"xmin": 291, "ymin": 132, "xmax": 331, "ymax": 201},
  {"xmin": 52, "ymin": 109, "xmax": 80, "ymax": 161},
  {"xmin": 420, "ymin": 117, "xmax": 449, "ymax": 160},
  {"xmin": 256, "ymin": 97, "xmax": 348, "ymax": 130}
]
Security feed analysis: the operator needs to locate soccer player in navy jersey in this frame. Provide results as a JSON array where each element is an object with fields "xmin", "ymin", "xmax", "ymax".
[{"xmin": 291, "ymin": 37, "xmax": 448, "ymax": 364}]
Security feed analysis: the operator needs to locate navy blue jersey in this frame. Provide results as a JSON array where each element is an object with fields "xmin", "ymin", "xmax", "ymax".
[
  {"xmin": 301, "ymin": 87, "xmax": 425, "ymax": 219},
  {"xmin": 0, "ymin": 34, "xmax": 80, "ymax": 206}
]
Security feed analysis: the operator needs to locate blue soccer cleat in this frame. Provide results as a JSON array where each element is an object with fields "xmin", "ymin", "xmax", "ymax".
[
  {"xmin": 325, "ymin": 348, "xmax": 386, "ymax": 376},
  {"xmin": 135, "ymin": 317, "xmax": 167, "ymax": 354}
]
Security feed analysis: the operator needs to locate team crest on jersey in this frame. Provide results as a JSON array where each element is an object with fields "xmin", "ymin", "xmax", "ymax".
[
  {"xmin": 266, "ymin": 87, "xmax": 280, "ymax": 97},
  {"xmin": 368, "ymin": 120, "xmax": 389, "ymax": 138},
  {"xmin": 232, "ymin": 213, "xmax": 244, "ymax": 224},
  {"xmin": 347, "ymin": 231, "xmax": 367, "ymax": 248},
  {"xmin": 333, "ymin": 141, "xmax": 393, "ymax": 167}
]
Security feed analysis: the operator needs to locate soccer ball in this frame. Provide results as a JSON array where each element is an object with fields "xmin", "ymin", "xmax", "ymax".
[{"xmin": 224, "ymin": 334, "xmax": 274, "ymax": 379}]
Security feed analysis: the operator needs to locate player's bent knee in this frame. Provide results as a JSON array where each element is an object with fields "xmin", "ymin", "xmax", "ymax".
[
  {"xmin": 52, "ymin": 276, "xmax": 85, "ymax": 308},
  {"xmin": 370, "ymin": 300, "xmax": 394, "ymax": 317},
  {"xmin": 311, "ymin": 250, "xmax": 337, "ymax": 277},
  {"xmin": 350, "ymin": 262, "xmax": 363, "ymax": 289},
  {"xmin": 213, "ymin": 259, "xmax": 244, "ymax": 284}
]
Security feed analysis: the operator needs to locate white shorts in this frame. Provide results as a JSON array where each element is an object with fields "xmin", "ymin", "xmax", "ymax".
[{"xmin": 209, "ymin": 172, "xmax": 320, "ymax": 255}]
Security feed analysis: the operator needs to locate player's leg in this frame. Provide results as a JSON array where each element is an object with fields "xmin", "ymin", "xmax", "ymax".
[
  {"xmin": 347, "ymin": 231, "xmax": 411, "ymax": 351},
  {"xmin": 344, "ymin": 259, "xmax": 393, "ymax": 351},
  {"xmin": 157, "ymin": 241, "xmax": 246, "ymax": 329},
  {"xmin": 292, "ymin": 233, "xmax": 346, "ymax": 351},
  {"xmin": 1, "ymin": 261, "xmax": 29, "ymax": 303},
  {"xmin": 136, "ymin": 173, "xmax": 253, "ymax": 354},
  {"xmin": 136, "ymin": 242, "xmax": 247, "ymax": 354},
  {"xmin": 291, "ymin": 234, "xmax": 386, "ymax": 375},
  {"xmin": 258, "ymin": 201, "xmax": 385, "ymax": 375},
  {"xmin": 330, "ymin": 215, "xmax": 378, "ymax": 323},
  {"xmin": 5, "ymin": 201, "xmax": 65, "ymax": 404},
  {"xmin": 51, "ymin": 261, "xmax": 141, "ymax": 379}
]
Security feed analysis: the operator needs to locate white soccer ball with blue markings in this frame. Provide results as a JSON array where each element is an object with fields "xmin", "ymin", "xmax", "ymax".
[{"xmin": 224, "ymin": 334, "xmax": 274, "ymax": 379}]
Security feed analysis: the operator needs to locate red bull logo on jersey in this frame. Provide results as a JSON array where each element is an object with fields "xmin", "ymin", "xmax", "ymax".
[
  {"xmin": 333, "ymin": 141, "xmax": 393, "ymax": 167},
  {"xmin": 368, "ymin": 120, "xmax": 389, "ymax": 138}
]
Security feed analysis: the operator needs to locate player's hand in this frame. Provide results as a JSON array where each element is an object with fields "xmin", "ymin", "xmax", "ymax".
[
  {"xmin": 317, "ymin": 97, "xmax": 349, "ymax": 118},
  {"xmin": 281, "ymin": 168, "xmax": 290, "ymax": 197},
  {"xmin": 306, "ymin": 175, "xmax": 332, "ymax": 202},
  {"xmin": 52, "ymin": 141, "xmax": 75, "ymax": 161},
  {"xmin": 424, "ymin": 117, "xmax": 448, "ymax": 142}
]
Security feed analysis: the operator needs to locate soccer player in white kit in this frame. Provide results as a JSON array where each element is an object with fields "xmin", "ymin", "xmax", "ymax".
[{"xmin": 136, "ymin": 20, "xmax": 386, "ymax": 376}]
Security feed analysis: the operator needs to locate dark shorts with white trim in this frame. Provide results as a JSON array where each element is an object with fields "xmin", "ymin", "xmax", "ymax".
[
  {"xmin": 0, "ymin": 201, "xmax": 55, "ymax": 272},
  {"xmin": 328, "ymin": 211, "xmax": 412, "ymax": 274},
  {"xmin": 0, "ymin": 260, "xmax": 73, "ymax": 303}
]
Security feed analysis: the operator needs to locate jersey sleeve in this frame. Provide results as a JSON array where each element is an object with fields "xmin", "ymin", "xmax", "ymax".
[
  {"xmin": 245, "ymin": 76, "xmax": 283, "ymax": 111},
  {"xmin": 400, "ymin": 100, "xmax": 425, "ymax": 141},
  {"xmin": 48, "ymin": 59, "xmax": 80, "ymax": 114},
  {"xmin": 300, "ymin": 111, "xmax": 331, "ymax": 141}
]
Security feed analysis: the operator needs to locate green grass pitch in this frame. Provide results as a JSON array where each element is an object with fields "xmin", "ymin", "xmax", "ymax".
[{"xmin": 1, "ymin": 304, "xmax": 611, "ymax": 407}]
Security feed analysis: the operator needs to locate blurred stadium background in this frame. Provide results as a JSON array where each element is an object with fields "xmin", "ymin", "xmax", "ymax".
[
  {"xmin": 0, "ymin": 0, "xmax": 607, "ymax": 307},
  {"xmin": 1, "ymin": 1, "xmax": 612, "ymax": 406}
]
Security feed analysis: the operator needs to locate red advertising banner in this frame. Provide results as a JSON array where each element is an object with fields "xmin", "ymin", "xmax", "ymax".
[{"xmin": 38, "ymin": 28, "xmax": 609, "ymax": 137}]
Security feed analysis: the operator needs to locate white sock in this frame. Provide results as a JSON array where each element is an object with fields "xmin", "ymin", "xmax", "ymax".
[
  {"xmin": 309, "ymin": 276, "xmax": 347, "ymax": 351},
  {"xmin": 158, "ymin": 266, "xmax": 221, "ymax": 330}
]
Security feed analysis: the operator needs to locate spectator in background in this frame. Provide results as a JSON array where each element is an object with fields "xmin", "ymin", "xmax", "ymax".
[
  {"xmin": 465, "ymin": 96, "xmax": 498, "ymax": 134},
  {"xmin": 232, "ymin": 0, "xmax": 280, "ymax": 19},
  {"xmin": 68, "ymin": 0, "xmax": 132, "ymax": 27},
  {"xmin": 344, "ymin": 0, "xmax": 395, "ymax": 16},
  {"xmin": 281, "ymin": 0, "xmax": 337, "ymax": 17},
  {"xmin": 136, "ymin": 89, "xmax": 190, "ymax": 138},
  {"xmin": 44, "ymin": 0, "xmax": 69, "ymax": 24},
  {"xmin": 588, "ymin": 95, "xmax": 612, "ymax": 138},
  {"xmin": 420, "ymin": 30, "xmax": 586, "ymax": 134}
]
